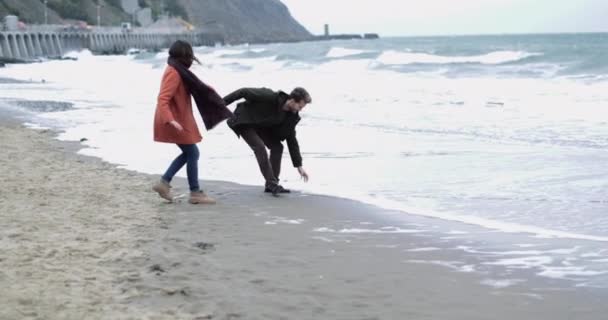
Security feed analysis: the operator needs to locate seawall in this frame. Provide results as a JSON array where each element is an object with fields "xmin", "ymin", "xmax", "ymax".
[{"xmin": 0, "ymin": 29, "xmax": 224, "ymax": 61}]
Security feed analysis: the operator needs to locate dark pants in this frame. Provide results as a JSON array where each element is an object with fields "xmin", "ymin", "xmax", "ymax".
[
  {"xmin": 240, "ymin": 127, "xmax": 283, "ymax": 187},
  {"xmin": 162, "ymin": 144, "xmax": 201, "ymax": 192}
]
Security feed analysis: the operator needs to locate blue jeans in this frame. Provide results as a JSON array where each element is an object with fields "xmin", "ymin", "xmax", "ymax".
[{"xmin": 162, "ymin": 144, "xmax": 201, "ymax": 192}]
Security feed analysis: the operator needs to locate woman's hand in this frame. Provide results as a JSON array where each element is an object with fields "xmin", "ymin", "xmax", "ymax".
[{"xmin": 169, "ymin": 120, "xmax": 184, "ymax": 132}]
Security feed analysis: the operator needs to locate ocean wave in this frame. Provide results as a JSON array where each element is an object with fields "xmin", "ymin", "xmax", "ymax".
[
  {"xmin": 0, "ymin": 98, "xmax": 74, "ymax": 113},
  {"xmin": 206, "ymin": 49, "xmax": 247, "ymax": 57},
  {"xmin": 314, "ymin": 227, "xmax": 422, "ymax": 234},
  {"xmin": 362, "ymin": 124, "xmax": 608, "ymax": 149},
  {"xmin": 377, "ymin": 50, "xmax": 543, "ymax": 65},
  {"xmin": 218, "ymin": 49, "xmax": 272, "ymax": 59},
  {"xmin": 365, "ymin": 197, "xmax": 608, "ymax": 242},
  {"xmin": 326, "ymin": 47, "xmax": 371, "ymax": 58},
  {"xmin": 274, "ymin": 53, "xmax": 300, "ymax": 61}
]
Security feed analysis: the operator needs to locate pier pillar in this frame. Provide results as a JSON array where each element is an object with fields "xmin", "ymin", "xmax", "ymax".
[
  {"xmin": 25, "ymin": 34, "xmax": 36, "ymax": 58},
  {"xmin": 104, "ymin": 34, "xmax": 110, "ymax": 52},
  {"xmin": 49, "ymin": 34, "xmax": 58, "ymax": 56},
  {"xmin": 84, "ymin": 34, "xmax": 92, "ymax": 51},
  {"xmin": 33, "ymin": 34, "xmax": 43, "ymax": 56},
  {"xmin": 3, "ymin": 34, "xmax": 13, "ymax": 58},
  {"xmin": 53, "ymin": 34, "xmax": 63, "ymax": 56},
  {"xmin": 17, "ymin": 34, "xmax": 29, "ymax": 59},
  {"xmin": 43, "ymin": 34, "xmax": 54, "ymax": 56},
  {"xmin": 0, "ymin": 34, "xmax": 5, "ymax": 58},
  {"xmin": 90, "ymin": 34, "xmax": 96, "ymax": 51},
  {"xmin": 10, "ymin": 34, "xmax": 21, "ymax": 59},
  {"xmin": 40, "ymin": 34, "xmax": 51, "ymax": 56}
]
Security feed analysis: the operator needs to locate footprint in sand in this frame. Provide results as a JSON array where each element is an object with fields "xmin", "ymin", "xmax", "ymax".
[
  {"xmin": 149, "ymin": 264, "xmax": 166, "ymax": 275},
  {"xmin": 193, "ymin": 242, "xmax": 215, "ymax": 253}
]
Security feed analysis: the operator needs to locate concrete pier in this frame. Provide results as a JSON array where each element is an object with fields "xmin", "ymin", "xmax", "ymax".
[{"xmin": 0, "ymin": 30, "xmax": 223, "ymax": 61}]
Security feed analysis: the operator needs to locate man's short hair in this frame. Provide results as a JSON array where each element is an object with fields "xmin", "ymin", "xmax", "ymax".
[{"xmin": 290, "ymin": 87, "xmax": 312, "ymax": 104}]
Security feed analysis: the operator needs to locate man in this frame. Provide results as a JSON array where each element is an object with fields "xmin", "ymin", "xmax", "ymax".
[{"xmin": 224, "ymin": 87, "xmax": 311, "ymax": 196}]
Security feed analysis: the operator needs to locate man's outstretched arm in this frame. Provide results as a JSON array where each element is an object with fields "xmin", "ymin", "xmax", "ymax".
[
  {"xmin": 286, "ymin": 131, "xmax": 309, "ymax": 182},
  {"xmin": 223, "ymin": 87, "xmax": 276, "ymax": 106}
]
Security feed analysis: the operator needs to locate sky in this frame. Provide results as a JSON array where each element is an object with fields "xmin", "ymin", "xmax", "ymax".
[{"xmin": 280, "ymin": 0, "xmax": 608, "ymax": 37}]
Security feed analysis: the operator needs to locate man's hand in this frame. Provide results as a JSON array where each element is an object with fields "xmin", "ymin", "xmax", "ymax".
[
  {"xmin": 169, "ymin": 120, "xmax": 184, "ymax": 132},
  {"xmin": 297, "ymin": 167, "xmax": 309, "ymax": 182}
]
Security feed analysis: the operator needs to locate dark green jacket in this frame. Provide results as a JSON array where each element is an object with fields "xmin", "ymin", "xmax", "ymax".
[{"xmin": 224, "ymin": 87, "xmax": 303, "ymax": 167}]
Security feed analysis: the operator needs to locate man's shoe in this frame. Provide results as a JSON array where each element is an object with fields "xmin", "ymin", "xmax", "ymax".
[
  {"xmin": 152, "ymin": 179, "xmax": 173, "ymax": 202},
  {"xmin": 189, "ymin": 191, "xmax": 216, "ymax": 204},
  {"xmin": 264, "ymin": 185, "xmax": 291, "ymax": 195}
]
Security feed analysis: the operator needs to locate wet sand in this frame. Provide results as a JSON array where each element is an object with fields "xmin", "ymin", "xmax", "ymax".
[{"xmin": 1, "ymin": 122, "xmax": 606, "ymax": 319}]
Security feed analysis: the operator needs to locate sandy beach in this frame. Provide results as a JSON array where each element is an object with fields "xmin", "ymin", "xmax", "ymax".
[{"xmin": 1, "ymin": 122, "xmax": 607, "ymax": 319}]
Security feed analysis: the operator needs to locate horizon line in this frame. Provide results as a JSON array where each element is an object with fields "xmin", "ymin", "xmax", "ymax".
[{"xmin": 311, "ymin": 30, "xmax": 608, "ymax": 38}]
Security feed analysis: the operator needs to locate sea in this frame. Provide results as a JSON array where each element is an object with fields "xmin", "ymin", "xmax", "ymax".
[{"xmin": 2, "ymin": 33, "xmax": 608, "ymax": 288}]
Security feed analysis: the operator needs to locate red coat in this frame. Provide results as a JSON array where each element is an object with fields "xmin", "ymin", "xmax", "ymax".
[{"xmin": 153, "ymin": 66, "xmax": 202, "ymax": 144}]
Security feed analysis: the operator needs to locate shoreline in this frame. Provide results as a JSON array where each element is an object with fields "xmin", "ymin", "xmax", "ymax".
[{"xmin": 1, "ymin": 122, "xmax": 607, "ymax": 319}]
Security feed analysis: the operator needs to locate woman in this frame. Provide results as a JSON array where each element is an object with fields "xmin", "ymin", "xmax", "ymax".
[{"xmin": 152, "ymin": 40, "xmax": 228, "ymax": 204}]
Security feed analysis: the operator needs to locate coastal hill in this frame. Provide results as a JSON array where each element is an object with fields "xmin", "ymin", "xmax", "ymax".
[
  {"xmin": 0, "ymin": 0, "xmax": 312, "ymax": 43},
  {"xmin": 179, "ymin": 0, "xmax": 311, "ymax": 43}
]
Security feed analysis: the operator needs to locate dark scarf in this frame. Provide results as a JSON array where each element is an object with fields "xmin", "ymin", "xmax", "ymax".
[{"xmin": 168, "ymin": 57, "xmax": 232, "ymax": 130}]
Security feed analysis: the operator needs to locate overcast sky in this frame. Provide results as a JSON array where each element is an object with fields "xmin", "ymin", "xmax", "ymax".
[{"xmin": 280, "ymin": 0, "xmax": 608, "ymax": 36}]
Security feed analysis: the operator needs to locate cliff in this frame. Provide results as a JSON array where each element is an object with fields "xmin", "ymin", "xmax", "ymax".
[
  {"xmin": 177, "ymin": 0, "xmax": 311, "ymax": 43},
  {"xmin": 0, "ymin": 0, "xmax": 311, "ymax": 43}
]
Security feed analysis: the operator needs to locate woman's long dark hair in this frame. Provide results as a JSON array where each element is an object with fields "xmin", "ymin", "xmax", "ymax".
[
  {"xmin": 168, "ymin": 40, "xmax": 200, "ymax": 68},
  {"xmin": 165, "ymin": 40, "xmax": 232, "ymax": 130}
]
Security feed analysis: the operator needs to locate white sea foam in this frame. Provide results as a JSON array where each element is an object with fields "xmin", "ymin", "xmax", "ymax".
[
  {"xmin": 447, "ymin": 230, "xmax": 468, "ymax": 235},
  {"xmin": 485, "ymin": 256, "xmax": 554, "ymax": 268},
  {"xmin": 23, "ymin": 122, "xmax": 51, "ymax": 130},
  {"xmin": 377, "ymin": 50, "xmax": 542, "ymax": 65},
  {"xmin": 265, "ymin": 218, "xmax": 305, "ymax": 225},
  {"xmin": 313, "ymin": 227, "xmax": 421, "ymax": 234},
  {"xmin": 359, "ymin": 197, "xmax": 608, "ymax": 242},
  {"xmin": 459, "ymin": 247, "xmax": 581, "ymax": 256},
  {"xmin": 406, "ymin": 260, "xmax": 475, "ymax": 273},
  {"xmin": 480, "ymin": 278, "xmax": 525, "ymax": 288},
  {"xmin": 208, "ymin": 48, "xmax": 249, "ymax": 56},
  {"xmin": 311, "ymin": 236, "xmax": 335, "ymax": 243},
  {"xmin": 326, "ymin": 47, "xmax": 369, "ymax": 58},
  {"xmin": 581, "ymin": 250, "xmax": 608, "ymax": 258},
  {"xmin": 514, "ymin": 244, "xmax": 539, "ymax": 248},
  {"xmin": 315, "ymin": 58, "xmax": 376, "ymax": 74},
  {"xmin": 537, "ymin": 267, "xmax": 608, "ymax": 279},
  {"xmin": 406, "ymin": 247, "xmax": 441, "ymax": 252}
]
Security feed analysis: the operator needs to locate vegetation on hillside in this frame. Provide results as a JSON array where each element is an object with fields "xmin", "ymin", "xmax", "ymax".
[
  {"xmin": 0, "ymin": 0, "xmax": 187, "ymax": 26},
  {"xmin": 47, "ymin": 0, "xmax": 88, "ymax": 21},
  {"xmin": 0, "ymin": 2, "xmax": 13, "ymax": 18},
  {"xmin": 0, "ymin": 0, "xmax": 30, "ymax": 21},
  {"xmin": 0, "ymin": 0, "xmax": 62, "ymax": 24},
  {"xmin": 164, "ymin": 1, "xmax": 188, "ymax": 20},
  {"xmin": 139, "ymin": 0, "xmax": 188, "ymax": 20},
  {"xmin": 46, "ymin": 0, "xmax": 128, "ymax": 24}
]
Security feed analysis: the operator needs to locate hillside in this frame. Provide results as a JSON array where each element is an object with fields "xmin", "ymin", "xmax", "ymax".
[
  {"xmin": 0, "ymin": 0, "xmax": 63, "ymax": 24},
  {"xmin": 0, "ymin": 0, "xmax": 311, "ymax": 43},
  {"xmin": 178, "ymin": 0, "xmax": 311, "ymax": 43},
  {"xmin": 0, "ymin": 0, "xmax": 129, "ymax": 25}
]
